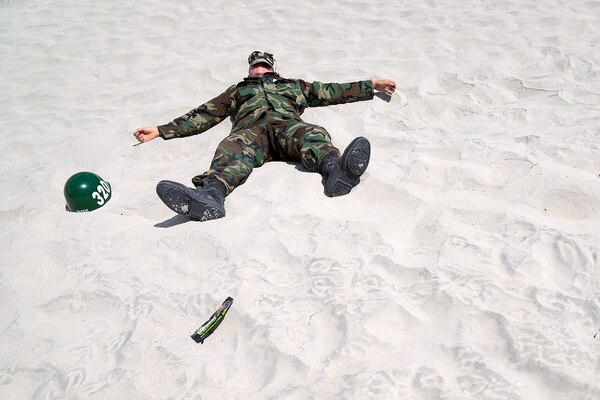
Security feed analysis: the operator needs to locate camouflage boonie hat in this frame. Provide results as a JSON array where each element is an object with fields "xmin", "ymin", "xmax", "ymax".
[{"xmin": 248, "ymin": 51, "xmax": 275, "ymax": 67}]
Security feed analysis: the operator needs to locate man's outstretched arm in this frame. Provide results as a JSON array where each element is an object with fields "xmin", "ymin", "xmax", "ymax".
[
  {"xmin": 133, "ymin": 85, "xmax": 236, "ymax": 144},
  {"xmin": 301, "ymin": 78, "xmax": 398, "ymax": 108}
]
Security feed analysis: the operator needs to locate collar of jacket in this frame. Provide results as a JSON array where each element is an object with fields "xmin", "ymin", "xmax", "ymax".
[{"xmin": 241, "ymin": 72, "xmax": 282, "ymax": 84}]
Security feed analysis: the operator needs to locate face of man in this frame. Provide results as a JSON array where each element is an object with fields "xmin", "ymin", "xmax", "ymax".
[
  {"xmin": 247, "ymin": 51, "xmax": 275, "ymax": 78},
  {"xmin": 248, "ymin": 62, "xmax": 274, "ymax": 78}
]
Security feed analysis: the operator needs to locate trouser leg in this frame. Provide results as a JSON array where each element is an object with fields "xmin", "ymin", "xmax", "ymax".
[
  {"xmin": 269, "ymin": 115, "xmax": 371, "ymax": 197},
  {"xmin": 191, "ymin": 125, "xmax": 271, "ymax": 194},
  {"xmin": 273, "ymin": 119, "xmax": 340, "ymax": 172}
]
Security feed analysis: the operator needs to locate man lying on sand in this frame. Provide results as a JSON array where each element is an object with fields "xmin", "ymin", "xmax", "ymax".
[{"xmin": 134, "ymin": 51, "xmax": 397, "ymax": 221}]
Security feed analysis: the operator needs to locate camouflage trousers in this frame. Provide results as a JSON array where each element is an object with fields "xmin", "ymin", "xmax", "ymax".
[{"xmin": 192, "ymin": 111, "xmax": 340, "ymax": 194}]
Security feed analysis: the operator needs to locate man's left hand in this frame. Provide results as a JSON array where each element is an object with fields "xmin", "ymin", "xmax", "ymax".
[{"xmin": 373, "ymin": 79, "xmax": 397, "ymax": 96}]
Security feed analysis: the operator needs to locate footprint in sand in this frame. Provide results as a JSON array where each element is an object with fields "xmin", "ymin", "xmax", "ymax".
[{"xmin": 413, "ymin": 367, "xmax": 445, "ymax": 396}]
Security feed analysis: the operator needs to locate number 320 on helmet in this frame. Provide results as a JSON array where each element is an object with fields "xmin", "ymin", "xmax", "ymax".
[{"xmin": 64, "ymin": 171, "xmax": 112, "ymax": 212}]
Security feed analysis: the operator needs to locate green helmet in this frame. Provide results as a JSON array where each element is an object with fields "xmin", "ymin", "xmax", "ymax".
[{"xmin": 64, "ymin": 172, "xmax": 112, "ymax": 212}]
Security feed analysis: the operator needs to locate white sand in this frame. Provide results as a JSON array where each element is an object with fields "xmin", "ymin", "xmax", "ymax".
[{"xmin": 1, "ymin": 0, "xmax": 600, "ymax": 398}]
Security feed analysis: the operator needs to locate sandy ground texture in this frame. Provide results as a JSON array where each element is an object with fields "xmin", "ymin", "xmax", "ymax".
[{"xmin": 1, "ymin": 0, "xmax": 600, "ymax": 398}]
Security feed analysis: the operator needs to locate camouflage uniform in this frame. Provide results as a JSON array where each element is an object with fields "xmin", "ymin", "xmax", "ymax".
[{"xmin": 157, "ymin": 73, "xmax": 374, "ymax": 194}]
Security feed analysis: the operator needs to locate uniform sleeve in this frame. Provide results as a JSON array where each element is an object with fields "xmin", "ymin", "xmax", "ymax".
[
  {"xmin": 157, "ymin": 85, "xmax": 236, "ymax": 140},
  {"xmin": 299, "ymin": 79, "xmax": 374, "ymax": 108}
]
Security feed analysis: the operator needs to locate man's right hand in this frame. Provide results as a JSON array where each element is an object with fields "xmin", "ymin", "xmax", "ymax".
[{"xmin": 133, "ymin": 127, "xmax": 160, "ymax": 143}]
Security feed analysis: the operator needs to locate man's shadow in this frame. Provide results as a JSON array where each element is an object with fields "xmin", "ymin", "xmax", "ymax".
[
  {"xmin": 375, "ymin": 92, "xmax": 392, "ymax": 102},
  {"xmin": 154, "ymin": 214, "xmax": 192, "ymax": 228}
]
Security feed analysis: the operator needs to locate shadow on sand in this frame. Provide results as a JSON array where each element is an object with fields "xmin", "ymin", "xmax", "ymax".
[{"xmin": 154, "ymin": 214, "xmax": 191, "ymax": 228}]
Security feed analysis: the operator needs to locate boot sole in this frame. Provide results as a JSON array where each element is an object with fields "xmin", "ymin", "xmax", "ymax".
[
  {"xmin": 326, "ymin": 137, "xmax": 371, "ymax": 197},
  {"xmin": 156, "ymin": 180, "xmax": 225, "ymax": 221}
]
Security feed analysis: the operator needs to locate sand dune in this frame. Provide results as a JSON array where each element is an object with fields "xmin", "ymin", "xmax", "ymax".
[{"xmin": 1, "ymin": 0, "xmax": 599, "ymax": 398}]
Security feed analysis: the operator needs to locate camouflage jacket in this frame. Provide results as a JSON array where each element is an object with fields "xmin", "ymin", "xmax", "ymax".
[{"xmin": 157, "ymin": 73, "xmax": 374, "ymax": 139}]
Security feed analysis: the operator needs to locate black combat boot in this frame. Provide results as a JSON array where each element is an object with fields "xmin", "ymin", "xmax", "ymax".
[
  {"xmin": 156, "ymin": 178, "xmax": 227, "ymax": 221},
  {"xmin": 319, "ymin": 136, "xmax": 371, "ymax": 197}
]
